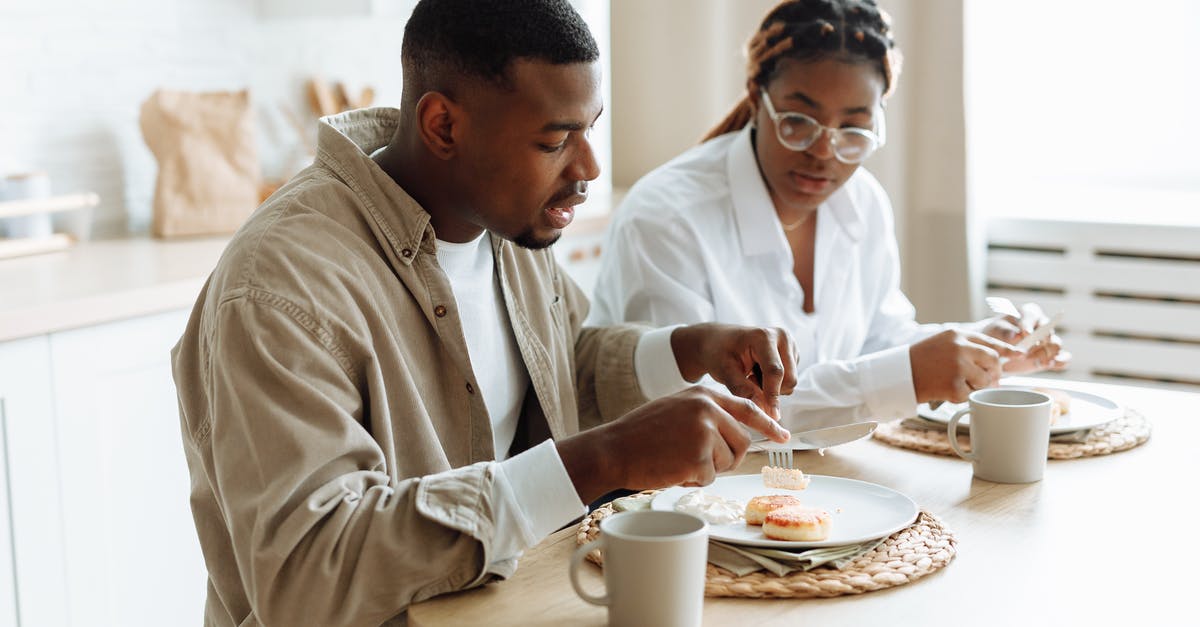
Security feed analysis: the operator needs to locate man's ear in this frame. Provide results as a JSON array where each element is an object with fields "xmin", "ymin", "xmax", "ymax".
[{"xmin": 415, "ymin": 92, "xmax": 459, "ymax": 160}]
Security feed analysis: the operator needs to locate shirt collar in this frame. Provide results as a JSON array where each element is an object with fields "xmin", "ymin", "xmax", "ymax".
[
  {"xmin": 316, "ymin": 107, "xmax": 434, "ymax": 266},
  {"xmin": 726, "ymin": 125, "xmax": 865, "ymax": 257}
]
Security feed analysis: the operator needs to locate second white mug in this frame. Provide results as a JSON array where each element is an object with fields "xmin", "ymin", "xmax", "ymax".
[{"xmin": 948, "ymin": 388, "xmax": 1052, "ymax": 483}]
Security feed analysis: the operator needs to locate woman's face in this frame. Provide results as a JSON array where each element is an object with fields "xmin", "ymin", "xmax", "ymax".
[{"xmin": 753, "ymin": 57, "xmax": 885, "ymax": 213}]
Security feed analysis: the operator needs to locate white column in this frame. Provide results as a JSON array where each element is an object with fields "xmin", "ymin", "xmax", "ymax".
[{"xmin": 570, "ymin": 0, "xmax": 615, "ymax": 218}]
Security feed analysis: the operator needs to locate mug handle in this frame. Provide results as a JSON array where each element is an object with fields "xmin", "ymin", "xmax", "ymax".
[
  {"xmin": 569, "ymin": 539, "xmax": 609, "ymax": 606},
  {"xmin": 947, "ymin": 408, "xmax": 976, "ymax": 461}
]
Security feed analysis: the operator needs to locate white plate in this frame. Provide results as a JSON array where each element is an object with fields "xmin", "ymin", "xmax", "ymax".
[
  {"xmin": 651, "ymin": 474, "xmax": 918, "ymax": 549},
  {"xmin": 917, "ymin": 385, "xmax": 1123, "ymax": 435}
]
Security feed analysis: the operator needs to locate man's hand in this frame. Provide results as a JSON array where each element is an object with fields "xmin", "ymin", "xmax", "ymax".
[
  {"xmin": 976, "ymin": 302, "xmax": 1071, "ymax": 373},
  {"xmin": 909, "ymin": 329, "xmax": 1023, "ymax": 403},
  {"xmin": 556, "ymin": 387, "xmax": 790, "ymax": 503},
  {"xmin": 669, "ymin": 323, "xmax": 799, "ymax": 419}
]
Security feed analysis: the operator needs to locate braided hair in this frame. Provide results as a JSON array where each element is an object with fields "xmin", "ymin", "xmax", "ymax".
[{"xmin": 702, "ymin": 0, "xmax": 902, "ymax": 141}]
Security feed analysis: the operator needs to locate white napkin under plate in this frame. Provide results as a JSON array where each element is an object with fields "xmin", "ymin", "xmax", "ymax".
[{"xmin": 608, "ymin": 493, "xmax": 883, "ymax": 576}]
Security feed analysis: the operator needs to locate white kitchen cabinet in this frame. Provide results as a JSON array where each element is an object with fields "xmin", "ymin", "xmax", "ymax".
[
  {"xmin": 0, "ymin": 335, "xmax": 69, "ymax": 627},
  {"xmin": 48, "ymin": 309, "xmax": 205, "ymax": 627},
  {"xmin": 0, "ymin": 235, "xmax": 227, "ymax": 626}
]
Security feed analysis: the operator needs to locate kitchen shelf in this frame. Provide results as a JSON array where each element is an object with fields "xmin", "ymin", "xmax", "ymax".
[
  {"xmin": 0, "ymin": 192, "xmax": 99, "ymax": 219},
  {"xmin": 0, "ymin": 193, "xmax": 100, "ymax": 260}
]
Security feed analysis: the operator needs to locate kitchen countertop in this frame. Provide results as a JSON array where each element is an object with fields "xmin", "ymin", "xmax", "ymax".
[
  {"xmin": 0, "ymin": 236, "xmax": 230, "ymax": 342},
  {"xmin": 0, "ymin": 206, "xmax": 619, "ymax": 343}
]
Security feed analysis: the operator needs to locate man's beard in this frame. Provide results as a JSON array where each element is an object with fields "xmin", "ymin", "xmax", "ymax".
[{"xmin": 511, "ymin": 228, "xmax": 561, "ymax": 250}]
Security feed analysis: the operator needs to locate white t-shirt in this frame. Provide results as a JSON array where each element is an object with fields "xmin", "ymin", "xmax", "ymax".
[
  {"xmin": 436, "ymin": 233, "xmax": 529, "ymax": 459},
  {"xmin": 589, "ymin": 125, "xmax": 945, "ymax": 430},
  {"xmin": 436, "ymin": 232, "xmax": 688, "ymax": 564}
]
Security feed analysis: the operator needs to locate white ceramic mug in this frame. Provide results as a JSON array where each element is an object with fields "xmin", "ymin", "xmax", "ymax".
[
  {"xmin": 948, "ymin": 388, "xmax": 1053, "ymax": 483},
  {"xmin": 0, "ymin": 171, "xmax": 53, "ymax": 239},
  {"xmin": 569, "ymin": 510, "xmax": 708, "ymax": 627}
]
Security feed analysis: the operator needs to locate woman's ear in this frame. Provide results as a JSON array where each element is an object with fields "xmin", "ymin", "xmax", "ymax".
[{"xmin": 414, "ymin": 92, "xmax": 458, "ymax": 160}]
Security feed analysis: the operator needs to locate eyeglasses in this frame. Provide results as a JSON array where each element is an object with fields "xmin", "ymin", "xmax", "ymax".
[{"xmin": 758, "ymin": 88, "xmax": 885, "ymax": 164}]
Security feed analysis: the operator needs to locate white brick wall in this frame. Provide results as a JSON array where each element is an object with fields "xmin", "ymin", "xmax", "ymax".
[{"xmin": 1, "ymin": 0, "xmax": 416, "ymax": 237}]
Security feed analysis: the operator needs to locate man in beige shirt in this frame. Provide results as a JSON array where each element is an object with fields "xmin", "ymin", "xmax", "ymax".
[{"xmin": 172, "ymin": 1, "xmax": 800, "ymax": 624}]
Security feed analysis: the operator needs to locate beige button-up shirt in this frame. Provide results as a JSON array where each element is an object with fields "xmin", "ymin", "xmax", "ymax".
[{"xmin": 172, "ymin": 108, "xmax": 649, "ymax": 626}]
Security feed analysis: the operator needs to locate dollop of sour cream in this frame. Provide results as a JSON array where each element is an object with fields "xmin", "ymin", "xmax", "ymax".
[{"xmin": 674, "ymin": 489, "xmax": 744, "ymax": 525}]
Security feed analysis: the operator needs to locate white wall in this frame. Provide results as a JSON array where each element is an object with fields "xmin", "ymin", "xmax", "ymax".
[
  {"xmin": 0, "ymin": 0, "xmax": 424, "ymax": 237},
  {"xmin": 0, "ymin": 0, "xmax": 615, "ymax": 237},
  {"xmin": 965, "ymin": 0, "xmax": 1200, "ymax": 225},
  {"xmin": 610, "ymin": 0, "xmax": 777, "ymax": 189}
]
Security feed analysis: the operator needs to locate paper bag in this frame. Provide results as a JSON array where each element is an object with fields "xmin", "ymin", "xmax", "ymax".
[{"xmin": 140, "ymin": 89, "xmax": 261, "ymax": 237}]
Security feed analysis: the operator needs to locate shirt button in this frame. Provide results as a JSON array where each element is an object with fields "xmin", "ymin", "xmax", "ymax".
[
  {"xmin": 401, "ymin": 248, "xmax": 413, "ymax": 258},
  {"xmin": 434, "ymin": 305, "xmax": 447, "ymax": 317},
  {"xmin": 465, "ymin": 382, "xmax": 475, "ymax": 394}
]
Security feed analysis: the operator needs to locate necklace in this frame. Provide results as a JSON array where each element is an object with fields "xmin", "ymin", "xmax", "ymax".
[{"xmin": 780, "ymin": 213, "xmax": 810, "ymax": 231}]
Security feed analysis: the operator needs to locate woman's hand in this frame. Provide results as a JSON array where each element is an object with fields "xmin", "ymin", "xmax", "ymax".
[
  {"xmin": 977, "ymin": 302, "xmax": 1071, "ymax": 373},
  {"xmin": 909, "ymin": 329, "xmax": 1023, "ymax": 403}
]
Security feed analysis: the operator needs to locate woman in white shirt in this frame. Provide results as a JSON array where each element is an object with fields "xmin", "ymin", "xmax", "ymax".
[{"xmin": 589, "ymin": 0, "xmax": 1067, "ymax": 429}]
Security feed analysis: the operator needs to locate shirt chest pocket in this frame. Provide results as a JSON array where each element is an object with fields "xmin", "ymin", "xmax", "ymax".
[{"xmin": 547, "ymin": 291, "xmax": 568, "ymax": 330}]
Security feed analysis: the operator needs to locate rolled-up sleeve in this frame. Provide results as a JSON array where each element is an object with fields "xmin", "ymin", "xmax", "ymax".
[
  {"xmin": 633, "ymin": 324, "xmax": 690, "ymax": 399},
  {"xmin": 489, "ymin": 440, "xmax": 587, "ymax": 565}
]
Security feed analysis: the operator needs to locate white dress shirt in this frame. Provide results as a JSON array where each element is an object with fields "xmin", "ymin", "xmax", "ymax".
[
  {"xmin": 589, "ymin": 126, "xmax": 944, "ymax": 430},
  {"xmin": 436, "ymin": 232, "xmax": 687, "ymax": 565}
]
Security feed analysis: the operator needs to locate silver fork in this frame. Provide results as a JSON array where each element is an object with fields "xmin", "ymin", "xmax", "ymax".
[{"xmin": 767, "ymin": 448, "xmax": 793, "ymax": 470}]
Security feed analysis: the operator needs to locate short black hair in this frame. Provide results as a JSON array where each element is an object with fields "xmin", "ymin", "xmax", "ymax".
[{"xmin": 402, "ymin": 0, "xmax": 600, "ymax": 92}]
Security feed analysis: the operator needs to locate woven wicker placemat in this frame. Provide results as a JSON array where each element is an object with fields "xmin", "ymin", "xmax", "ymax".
[
  {"xmin": 576, "ymin": 494, "xmax": 956, "ymax": 599},
  {"xmin": 873, "ymin": 408, "xmax": 1151, "ymax": 460}
]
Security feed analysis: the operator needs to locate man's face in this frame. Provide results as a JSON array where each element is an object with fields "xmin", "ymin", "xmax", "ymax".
[
  {"xmin": 753, "ymin": 57, "xmax": 885, "ymax": 213},
  {"xmin": 452, "ymin": 60, "xmax": 603, "ymax": 249}
]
